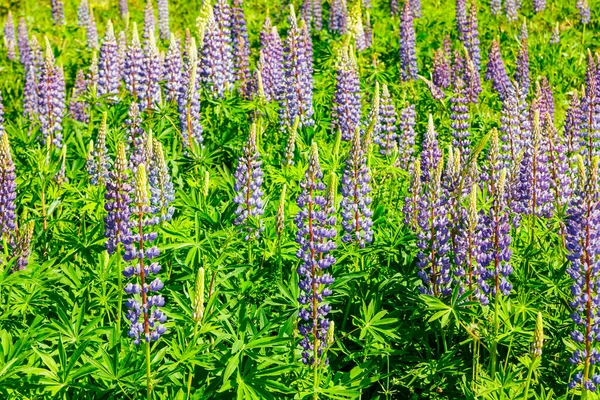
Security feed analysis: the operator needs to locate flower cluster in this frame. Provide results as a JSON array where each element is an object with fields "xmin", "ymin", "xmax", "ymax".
[
  {"xmin": 331, "ymin": 47, "xmax": 361, "ymax": 142},
  {"xmin": 37, "ymin": 40, "xmax": 65, "ymax": 147},
  {"xmin": 149, "ymin": 140, "xmax": 175, "ymax": 222},
  {"xmin": 104, "ymin": 143, "xmax": 133, "ymax": 255},
  {"xmin": 259, "ymin": 18, "xmax": 284, "ymax": 102},
  {"xmin": 400, "ymin": 0, "xmax": 418, "ymax": 81},
  {"xmin": 97, "ymin": 21, "xmax": 120, "ymax": 99}
]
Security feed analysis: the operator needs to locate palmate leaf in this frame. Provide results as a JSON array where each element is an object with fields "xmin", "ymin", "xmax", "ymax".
[{"xmin": 354, "ymin": 300, "xmax": 399, "ymax": 342}]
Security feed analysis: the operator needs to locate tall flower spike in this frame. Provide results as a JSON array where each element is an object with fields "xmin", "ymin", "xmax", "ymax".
[
  {"xmin": 533, "ymin": 0, "xmax": 545, "ymax": 13},
  {"xmin": 580, "ymin": 51, "xmax": 600, "ymax": 166},
  {"xmin": 455, "ymin": 0, "xmax": 467, "ymax": 41},
  {"xmin": 87, "ymin": 9, "xmax": 99, "ymax": 49},
  {"xmin": 486, "ymin": 40, "xmax": 511, "ymax": 102},
  {"xmin": 295, "ymin": 142, "xmax": 337, "ymax": 366},
  {"xmin": 158, "ymin": 0, "xmax": 170, "ymax": 40},
  {"xmin": 465, "ymin": 2, "xmax": 480, "ymax": 72},
  {"xmin": 124, "ymin": 24, "xmax": 145, "ymax": 101},
  {"xmin": 87, "ymin": 112, "xmax": 111, "ymax": 186},
  {"xmin": 432, "ymin": 48, "xmax": 450, "ymax": 93},
  {"xmin": 514, "ymin": 37, "xmax": 530, "ymax": 97},
  {"xmin": 544, "ymin": 114, "xmax": 571, "ymax": 212},
  {"xmin": 149, "ymin": 140, "xmax": 175, "ymax": 222},
  {"xmin": 123, "ymin": 164, "xmax": 167, "ymax": 344},
  {"xmin": 78, "ymin": 0, "xmax": 89, "ymax": 27},
  {"xmin": 490, "ymin": 0, "xmax": 501, "ymax": 16},
  {"xmin": 17, "ymin": 18, "xmax": 30, "ymax": 67},
  {"xmin": 51, "ymin": 0, "xmax": 65, "ymax": 26},
  {"xmin": 23, "ymin": 66, "xmax": 38, "ymax": 120},
  {"xmin": 577, "ymin": 0, "xmax": 590, "ymax": 24},
  {"xmin": 373, "ymin": 84, "xmax": 398, "ymax": 156},
  {"xmin": 231, "ymin": 0, "xmax": 252, "ymax": 98},
  {"xmin": 143, "ymin": 0, "xmax": 156, "ymax": 40},
  {"xmin": 332, "ymin": 46, "xmax": 361, "ymax": 142},
  {"xmin": 178, "ymin": 61, "xmax": 203, "ymax": 148},
  {"xmin": 348, "ymin": 1, "xmax": 366, "ymax": 52},
  {"xmin": 98, "ymin": 21, "xmax": 120, "ymax": 99},
  {"xmin": 4, "ymin": 11, "xmax": 16, "ymax": 61},
  {"xmin": 126, "ymin": 102, "xmax": 147, "ymax": 171},
  {"xmin": 259, "ymin": 19, "xmax": 284, "ymax": 102},
  {"xmin": 504, "ymin": 0, "xmax": 517, "ymax": 22},
  {"xmin": 450, "ymin": 75, "xmax": 471, "ymax": 159},
  {"xmin": 233, "ymin": 123, "xmax": 265, "ymax": 240},
  {"xmin": 396, "ymin": 104, "xmax": 416, "ymax": 169},
  {"xmin": 420, "ymin": 114, "xmax": 442, "ymax": 183},
  {"xmin": 565, "ymin": 91, "xmax": 583, "ymax": 158},
  {"xmin": 192, "ymin": 267, "xmax": 205, "ymax": 322},
  {"xmin": 29, "ymin": 35, "xmax": 43, "ymax": 76},
  {"xmin": 403, "ymin": 159, "xmax": 421, "ymax": 229},
  {"xmin": 329, "ymin": 0, "xmax": 348, "ymax": 34},
  {"xmin": 390, "ymin": 0, "xmax": 399, "ymax": 15},
  {"xmin": 13, "ymin": 221, "xmax": 34, "ymax": 271},
  {"xmin": 120, "ymin": 0, "xmax": 129, "ymax": 19},
  {"xmin": 69, "ymin": 69, "xmax": 89, "ymax": 123},
  {"xmin": 400, "ymin": 0, "xmax": 418, "ymax": 81},
  {"xmin": 104, "ymin": 142, "xmax": 133, "ymax": 255},
  {"xmin": 0, "ymin": 132, "xmax": 16, "ymax": 249},
  {"xmin": 37, "ymin": 40, "xmax": 65, "ymax": 147},
  {"xmin": 341, "ymin": 128, "xmax": 373, "ymax": 247},
  {"xmin": 141, "ymin": 32, "xmax": 162, "ymax": 109},
  {"xmin": 163, "ymin": 35, "xmax": 182, "ymax": 103},
  {"xmin": 117, "ymin": 30, "xmax": 127, "ymax": 78}
]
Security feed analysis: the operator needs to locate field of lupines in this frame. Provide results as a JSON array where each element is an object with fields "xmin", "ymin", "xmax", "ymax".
[{"xmin": 2, "ymin": 0, "xmax": 600, "ymax": 398}]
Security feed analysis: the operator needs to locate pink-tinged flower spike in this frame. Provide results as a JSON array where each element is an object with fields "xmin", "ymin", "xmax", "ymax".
[
  {"xmin": 329, "ymin": 0, "xmax": 347, "ymax": 34},
  {"xmin": 400, "ymin": 0, "xmax": 418, "ymax": 81},
  {"xmin": 38, "ymin": 39, "xmax": 65, "ymax": 147},
  {"xmin": 69, "ymin": 69, "xmax": 89, "ymax": 123},
  {"xmin": 374, "ymin": 84, "xmax": 398, "ymax": 156},
  {"xmin": 141, "ymin": 32, "xmax": 162, "ymax": 110},
  {"xmin": 4, "ymin": 11, "xmax": 16, "ymax": 61},
  {"xmin": 233, "ymin": 123, "xmax": 264, "ymax": 240},
  {"xmin": 455, "ymin": 0, "xmax": 467, "ymax": 41},
  {"xmin": 163, "ymin": 34, "xmax": 182, "ymax": 103},
  {"xmin": 341, "ymin": 128, "xmax": 373, "ymax": 247},
  {"xmin": 51, "ymin": 0, "xmax": 65, "ymax": 26},
  {"xmin": 178, "ymin": 59, "xmax": 204, "ymax": 148},
  {"xmin": 17, "ymin": 18, "xmax": 30, "ymax": 67},
  {"xmin": 420, "ymin": 114, "xmax": 442, "ymax": 184},
  {"xmin": 530, "ymin": 77, "xmax": 554, "ymax": 127},
  {"xmin": 396, "ymin": 104, "xmax": 416, "ymax": 170},
  {"xmin": 120, "ymin": 0, "xmax": 129, "ymax": 19},
  {"xmin": 259, "ymin": 19, "xmax": 284, "ymax": 102},
  {"xmin": 78, "ymin": 0, "xmax": 89, "ymax": 27},
  {"xmin": 281, "ymin": 7, "xmax": 314, "ymax": 129},
  {"xmin": 431, "ymin": 49, "xmax": 450, "ymax": 98},
  {"xmin": 295, "ymin": 142, "xmax": 337, "ymax": 366},
  {"xmin": 332, "ymin": 46, "xmax": 361, "ymax": 142},
  {"xmin": 87, "ymin": 9, "xmax": 98, "ymax": 49},
  {"xmin": 231, "ymin": 0, "xmax": 252, "ymax": 98},
  {"xmin": 123, "ymin": 163, "xmax": 167, "ymax": 345},
  {"xmin": 126, "ymin": 102, "xmax": 147, "ymax": 172},
  {"xmin": 565, "ymin": 91, "xmax": 583, "ymax": 158},
  {"xmin": 124, "ymin": 24, "xmax": 145, "ymax": 101},
  {"xmin": 158, "ymin": 0, "xmax": 170, "ymax": 40},
  {"xmin": 23, "ymin": 66, "xmax": 38, "ymax": 120},
  {"xmin": 577, "ymin": 0, "xmax": 590, "ymax": 24},
  {"xmin": 486, "ymin": 39, "xmax": 511, "ymax": 102},
  {"xmin": 87, "ymin": 112, "xmax": 111, "ymax": 186},
  {"xmin": 98, "ymin": 21, "xmax": 120, "ymax": 100},
  {"xmin": 143, "ymin": 0, "xmax": 156, "ymax": 40},
  {"xmin": 0, "ymin": 128, "xmax": 17, "ymax": 252}
]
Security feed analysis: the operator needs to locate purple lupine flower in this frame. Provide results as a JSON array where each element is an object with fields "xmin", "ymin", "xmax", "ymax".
[
  {"xmin": 420, "ymin": 114, "xmax": 442, "ymax": 183},
  {"xmin": 533, "ymin": 0, "xmax": 545, "ymax": 12},
  {"xmin": 514, "ymin": 37, "xmax": 530, "ymax": 97},
  {"xmin": 349, "ymin": 2, "xmax": 366, "ymax": 52},
  {"xmin": 4, "ymin": 11, "xmax": 16, "ymax": 61},
  {"xmin": 87, "ymin": 9, "xmax": 98, "ymax": 49},
  {"xmin": 544, "ymin": 114, "xmax": 571, "ymax": 212},
  {"xmin": 512, "ymin": 112, "xmax": 553, "ymax": 217},
  {"xmin": 23, "ymin": 66, "xmax": 38, "ymax": 120},
  {"xmin": 98, "ymin": 21, "xmax": 120, "ymax": 99},
  {"xmin": 13, "ymin": 221, "xmax": 33, "ymax": 271},
  {"xmin": 51, "ymin": 0, "xmax": 65, "ymax": 26},
  {"xmin": 259, "ymin": 19, "xmax": 284, "ymax": 102},
  {"xmin": 530, "ymin": 77, "xmax": 554, "ymax": 128},
  {"xmin": 117, "ymin": 30, "xmax": 127, "ymax": 79},
  {"xmin": 490, "ymin": 0, "xmax": 501, "ymax": 16},
  {"xmin": 397, "ymin": 104, "xmax": 416, "ymax": 169},
  {"xmin": 565, "ymin": 91, "xmax": 583, "ymax": 157},
  {"xmin": 301, "ymin": 0, "xmax": 323, "ymax": 31},
  {"xmin": 158, "ymin": 0, "xmax": 170, "ymax": 40},
  {"xmin": 329, "ymin": 0, "xmax": 348, "ymax": 34},
  {"xmin": 580, "ymin": 52, "xmax": 600, "ymax": 166},
  {"xmin": 233, "ymin": 124, "xmax": 264, "ymax": 240},
  {"xmin": 141, "ymin": 33, "xmax": 162, "ymax": 109},
  {"xmin": 124, "ymin": 24, "xmax": 146, "ymax": 101},
  {"xmin": 178, "ymin": 62, "xmax": 203, "ymax": 148},
  {"xmin": 504, "ymin": 0, "xmax": 517, "ymax": 21},
  {"xmin": 88, "ymin": 51, "xmax": 98, "ymax": 91},
  {"xmin": 499, "ymin": 85, "xmax": 522, "ymax": 166},
  {"xmin": 399, "ymin": 0, "xmax": 418, "ymax": 81},
  {"xmin": 87, "ymin": 112, "xmax": 111, "ymax": 185},
  {"xmin": 486, "ymin": 39, "xmax": 511, "ymax": 102},
  {"xmin": 163, "ymin": 34, "xmax": 182, "ymax": 103},
  {"xmin": 450, "ymin": 76, "xmax": 471, "ymax": 159},
  {"xmin": 431, "ymin": 49, "xmax": 450, "ymax": 98},
  {"xmin": 519, "ymin": 19, "xmax": 528, "ymax": 40},
  {"xmin": 341, "ymin": 128, "xmax": 373, "ymax": 247},
  {"xmin": 464, "ymin": 2, "xmax": 480, "ymax": 72},
  {"xmin": 364, "ymin": 11, "xmax": 373, "ymax": 48},
  {"xmin": 0, "ymin": 128, "xmax": 16, "ymax": 249},
  {"xmin": 415, "ymin": 157, "xmax": 451, "ymax": 296},
  {"xmin": 332, "ymin": 47, "xmax": 361, "ymax": 141},
  {"xmin": 295, "ymin": 142, "xmax": 336, "ymax": 366},
  {"xmin": 104, "ymin": 142, "xmax": 133, "ymax": 255},
  {"xmin": 281, "ymin": 8, "xmax": 314, "ymax": 129},
  {"xmin": 120, "ymin": 0, "xmax": 129, "ymax": 18},
  {"xmin": 390, "ymin": 0, "xmax": 399, "ymax": 15},
  {"xmin": 69, "ymin": 69, "xmax": 89, "ymax": 123},
  {"xmin": 455, "ymin": 0, "xmax": 468, "ymax": 41},
  {"xmin": 374, "ymin": 84, "xmax": 398, "ymax": 156},
  {"xmin": 478, "ymin": 168, "xmax": 512, "ymax": 304},
  {"xmin": 199, "ymin": 4, "xmax": 234, "ymax": 98},
  {"xmin": 576, "ymin": 0, "xmax": 590, "ymax": 24},
  {"xmin": 550, "ymin": 23, "xmax": 560, "ymax": 44},
  {"xmin": 231, "ymin": 0, "xmax": 252, "ymax": 98},
  {"xmin": 123, "ymin": 164, "xmax": 167, "ymax": 344},
  {"xmin": 126, "ymin": 102, "xmax": 147, "ymax": 171},
  {"xmin": 149, "ymin": 139, "xmax": 175, "ymax": 222},
  {"xmin": 17, "ymin": 18, "xmax": 30, "ymax": 67},
  {"xmin": 38, "ymin": 40, "xmax": 65, "ymax": 147},
  {"xmin": 143, "ymin": 0, "xmax": 156, "ymax": 40},
  {"xmin": 403, "ymin": 159, "xmax": 421, "ymax": 228},
  {"xmin": 411, "ymin": 0, "xmax": 422, "ymax": 17},
  {"xmin": 78, "ymin": 0, "xmax": 89, "ymax": 27},
  {"xmin": 566, "ymin": 156, "xmax": 600, "ymax": 392},
  {"xmin": 29, "ymin": 35, "xmax": 43, "ymax": 76}
]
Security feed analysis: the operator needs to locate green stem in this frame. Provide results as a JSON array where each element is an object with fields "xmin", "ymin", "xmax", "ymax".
[
  {"xmin": 186, "ymin": 323, "xmax": 200, "ymax": 399},
  {"xmin": 146, "ymin": 341, "xmax": 152, "ymax": 399},
  {"xmin": 116, "ymin": 249, "xmax": 122, "ymax": 335},
  {"xmin": 248, "ymin": 240, "xmax": 253, "ymax": 265},
  {"xmin": 491, "ymin": 293, "xmax": 500, "ymax": 377},
  {"xmin": 313, "ymin": 363, "xmax": 319, "ymax": 400},
  {"xmin": 523, "ymin": 359, "xmax": 535, "ymax": 400}
]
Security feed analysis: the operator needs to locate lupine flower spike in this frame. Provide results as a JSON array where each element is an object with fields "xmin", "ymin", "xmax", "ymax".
[
  {"xmin": 373, "ymin": 84, "xmax": 398, "ymax": 156},
  {"xmin": 87, "ymin": 9, "xmax": 99, "ymax": 49},
  {"xmin": 149, "ymin": 140, "xmax": 175, "ymax": 222},
  {"xmin": 143, "ymin": 0, "xmax": 156, "ymax": 40},
  {"xmin": 178, "ymin": 61, "xmax": 204, "ymax": 148},
  {"xmin": 38, "ymin": 39, "xmax": 65, "ymax": 147},
  {"xmin": 17, "ymin": 18, "xmax": 30, "ymax": 67},
  {"xmin": 163, "ymin": 34, "xmax": 182, "ymax": 103},
  {"xmin": 97, "ymin": 20, "xmax": 120, "ymax": 99},
  {"xmin": 192, "ymin": 267, "xmax": 205, "ymax": 323},
  {"xmin": 0, "ymin": 133, "xmax": 16, "ymax": 252},
  {"xmin": 87, "ymin": 112, "xmax": 111, "ymax": 185},
  {"xmin": 51, "ymin": 0, "xmax": 65, "ymax": 26},
  {"xmin": 400, "ymin": 0, "xmax": 418, "ymax": 81},
  {"xmin": 332, "ymin": 46, "xmax": 361, "ymax": 142},
  {"xmin": 158, "ymin": 0, "xmax": 170, "ymax": 40},
  {"xmin": 69, "ymin": 69, "xmax": 89, "ymax": 123},
  {"xmin": 104, "ymin": 143, "xmax": 133, "ymax": 255},
  {"xmin": 232, "ymin": 0, "xmax": 252, "ymax": 98},
  {"xmin": 4, "ymin": 11, "xmax": 16, "ymax": 61},
  {"xmin": 78, "ymin": 0, "xmax": 89, "ymax": 27},
  {"xmin": 124, "ymin": 24, "xmax": 145, "ymax": 101}
]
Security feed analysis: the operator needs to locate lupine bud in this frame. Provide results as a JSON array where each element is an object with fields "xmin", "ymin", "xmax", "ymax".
[
  {"xmin": 38, "ymin": 39, "xmax": 65, "ymax": 147},
  {"xmin": 4, "ymin": 11, "xmax": 16, "ymax": 61},
  {"xmin": 143, "ymin": 0, "xmax": 156, "ymax": 40},
  {"xmin": 284, "ymin": 116, "xmax": 299, "ymax": 166},
  {"xmin": 149, "ymin": 140, "xmax": 175, "ymax": 222},
  {"xmin": 276, "ymin": 184, "xmax": 287, "ymax": 236},
  {"xmin": 98, "ymin": 21, "xmax": 120, "ymax": 99},
  {"xmin": 78, "ymin": 0, "xmax": 89, "ymax": 27},
  {"xmin": 51, "ymin": 0, "xmax": 65, "ymax": 26},
  {"xmin": 178, "ymin": 62, "xmax": 203, "ymax": 148},
  {"xmin": 192, "ymin": 267, "xmax": 205, "ymax": 322},
  {"xmin": 17, "ymin": 18, "xmax": 30, "ymax": 67},
  {"xmin": 531, "ymin": 312, "xmax": 543, "ymax": 357},
  {"xmin": 296, "ymin": 142, "xmax": 336, "ymax": 366},
  {"xmin": 233, "ymin": 123, "xmax": 265, "ymax": 240},
  {"xmin": 87, "ymin": 112, "xmax": 111, "ymax": 185},
  {"xmin": 13, "ymin": 221, "xmax": 34, "ymax": 271},
  {"xmin": 87, "ymin": 9, "xmax": 98, "ymax": 49},
  {"xmin": 232, "ymin": 0, "xmax": 252, "ymax": 98},
  {"xmin": 348, "ymin": 1, "xmax": 367, "ymax": 51},
  {"xmin": 332, "ymin": 46, "xmax": 361, "ymax": 141},
  {"xmin": 400, "ymin": 0, "xmax": 418, "ymax": 81},
  {"xmin": 373, "ymin": 84, "xmax": 398, "ymax": 156},
  {"xmin": 396, "ymin": 104, "xmax": 416, "ymax": 169},
  {"xmin": 158, "ymin": 0, "xmax": 170, "ymax": 40},
  {"xmin": 69, "ymin": 69, "xmax": 89, "ymax": 123}
]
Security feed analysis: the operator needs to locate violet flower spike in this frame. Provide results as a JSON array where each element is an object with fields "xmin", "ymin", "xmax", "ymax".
[
  {"xmin": 4, "ymin": 11, "xmax": 16, "ymax": 61},
  {"xmin": 69, "ymin": 69, "xmax": 89, "ymax": 123},
  {"xmin": 373, "ymin": 84, "xmax": 398, "ymax": 156},
  {"xmin": 399, "ymin": 0, "xmax": 418, "ymax": 81},
  {"xmin": 97, "ymin": 21, "xmax": 120, "ymax": 100},
  {"xmin": 396, "ymin": 104, "xmax": 416, "ymax": 170},
  {"xmin": 331, "ymin": 46, "xmax": 361, "ymax": 142},
  {"xmin": 329, "ymin": 0, "xmax": 348, "ymax": 34},
  {"xmin": 37, "ymin": 39, "xmax": 65, "ymax": 148},
  {"xmin": 126, "ymin": 102, "xmax": 147, "ymax": 172},
  {"xmin": 124, "ymin": 24, "xmax": 146, "ymax": 101},
  {"xmin": 0, "ymin": 130, "xmax": 17, "ymax": 250},
  {"xmin": 158, "ymin": 0, "xmax": 170, "ymax": 40},
  {"xmin": 78, "ymin": 0, "xmax": 89, "ymax": 27},
  {"xmin": 163, "ymin": 34, "xmax": 182, "ymax": 103},
  {"xmin": 104, "ymin": 142, "xmax": 133, "ymax": 256},
  {"xmin": 87, "ymin": 9, "xmax": 99, "ymax": 49},
  {"xmin": 149, "ymin": 139, "xmax": 175, "ymax": 222},
  {"xmin": 420, "ymin": 114, "xmax": 442, "ymax": 183},
  {"xmin": 259, "ymin": 19, "xmax": 285, "ymax": 102},
  {"xmin": 143, "ymin": 0, "xmax": 156, "ymax": 40},
  {"xmin": 51, "ymin": 0, "xmax": 65, "ymax": 26},
  {"xmin": 231, "ymin": 0, "xmax": 252, "ymax": 98},
  {"xmin": 17, "ymin": 18, "xmax": 30, "ymax": 67}
]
